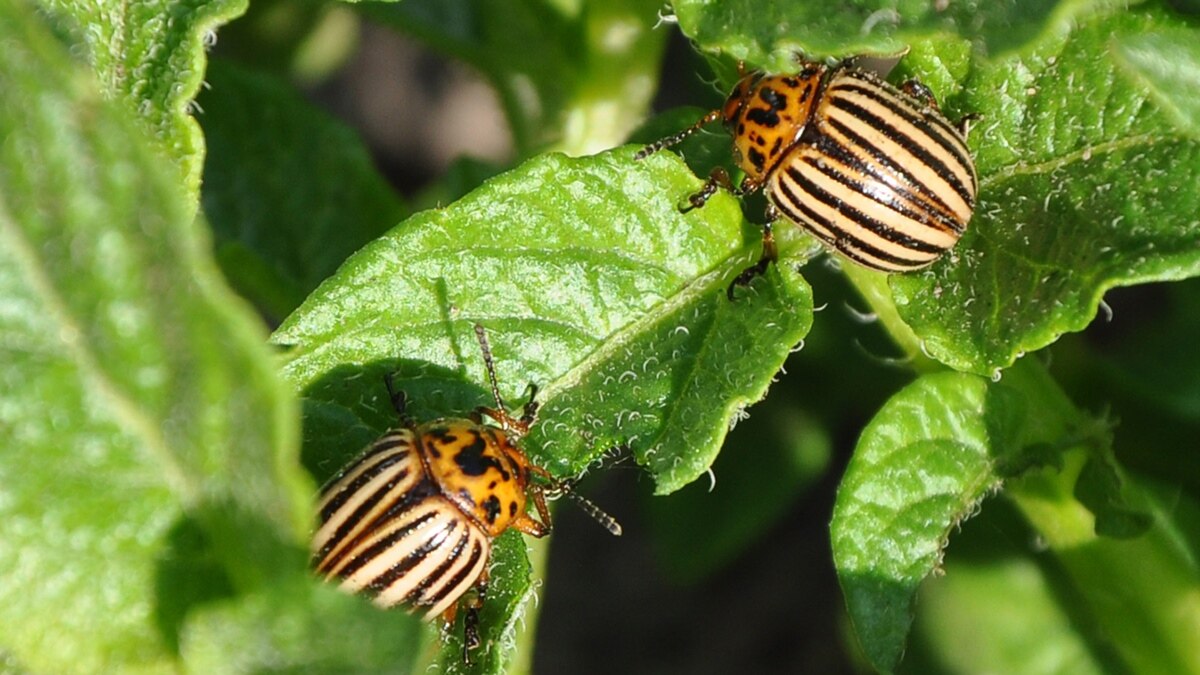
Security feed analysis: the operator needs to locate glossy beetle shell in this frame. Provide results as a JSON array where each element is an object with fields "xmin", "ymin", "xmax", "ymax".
[
  {"xmin": 312, "ymin": 419, "xmax": 545, "ymax": 618},
  {"xmin": 725, "ymin": 64, "xmax": 977, "ymax": 270}
]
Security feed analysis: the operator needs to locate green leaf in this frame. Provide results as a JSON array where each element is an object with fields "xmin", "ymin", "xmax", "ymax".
[
  {"xmin": 198, "ymin": 58, "xmax": 406, "ymax": 321},
  {"xmin": 38, "ymin": 0, "xmax": 249, "ymax": 200},
  {"xmin": 832, "ymin": 374, "xmax": 1009, "ymax": 671},
  {"xmin": 274, "ymin": 148, "xmax": 812, "ymax": 490},
  {"xmin": 0, "ymin": 5, "xmax": 424, "ymax": 672},
  {"xmin": 669, "ymin": 0, "xmax": 1127, "ymax": 69},
  {"xmin": 834, "ymin": 353, "xmax": 1200, "ymax": 672},
  {"xmin": 653, "ymin": 5, "xmax": 1200, "ymax": 378},
  {"xmin": 0, "ymin": 2, "xmax": 295, "ymax": 669},
  {"xmin": 1112, "ymin": 26, "xmax": 1200, "ymax": 138},
  {"xmin": 181, "ymin": 577, "xmax": 423, "ymax": 674},
  {"xmin": 893, "ymin": 11, "xmax": 1200, "ymax": 376},
  {"xmin": 367, "ymin": 0, "xmax": 669, "ymax": 155},
  {"xmin": 905, "ymin": 504, "xmax": 1119, "ymax": 675},
  {"xmin": 273, "ymin": 147, "xmax": 813, "ymax": 666},
  {"xmin": 831, "ymin": 362, "xmax": 1084, "ymax": 671}
]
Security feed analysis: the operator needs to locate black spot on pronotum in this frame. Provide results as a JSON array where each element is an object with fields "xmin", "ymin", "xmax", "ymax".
[
  {"xmin": 453, "ymin": 433, "xmax": 511, "ymax": 479},
  {"xmin": 748, "ymin": 147, "xmax": 766, "ymax": 172},
  {"xmin": 758, "ymin": 87, "xmax": 788, "ymax": 113},
  {"xmin": 482, "ymin": 495, "xmax": 502, "ymax": 524},
  {"xmin": 746, "ymin": 106, "xmax": 780, "ymax": 128},
  {"xmin": 508, "ymin": 501, "xmax": 518, "ymax": 517},
  {"xmin": 424, "ymin": 426, "xmax": 455, "ymax": 459}
]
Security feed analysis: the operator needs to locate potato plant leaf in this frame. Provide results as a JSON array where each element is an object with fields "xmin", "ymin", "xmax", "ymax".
[
  {"xmin": 272, "ymin": 147, "xmax": 813, "ymax": 670},
  {"xmin": 830, "ymin": 362, "xmax": 1091, "ymax": 671},
  {"xmin": 832, "ymin": 373, "xmax": 1011, "ymax": 671},
  {"xmin": 656, "ymin": 4, "xmax": 1200, "ymax": 377},
  {"xmin": 669, "ymin": 0, "xmax": 1128, "ymax": 70},
  {"xmin": 37, "ymin": 0, "xmax": 248, "ymax": 199},
  {"xmin": 0, "ymin": 4, "xmax": 424, "ymax": 672},
  {"xmin": 273, "ymin": 148, "xmax": 812, "ymax": 490},
  {"xmin": 1112, "ymin": 26, "xmax": 1200, "ymax": 138},
  {"xmin": 893, "ymin": 11, "xmax": 1200, "ymax": 375}
]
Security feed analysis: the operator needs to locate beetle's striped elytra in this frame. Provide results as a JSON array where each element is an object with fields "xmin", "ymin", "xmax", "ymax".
[
  {"xmin": 312, "ymin": 324, "xmax": 620, "ymax": 663},
  {"xmin": 637, "ymin": 57, "xmax": 977, "ymax": 297}
]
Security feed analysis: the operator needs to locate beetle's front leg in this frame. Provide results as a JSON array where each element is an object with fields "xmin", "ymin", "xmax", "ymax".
[{"xmin": 727, "ymin": 201, "xmax": 780, "ymax": 300}]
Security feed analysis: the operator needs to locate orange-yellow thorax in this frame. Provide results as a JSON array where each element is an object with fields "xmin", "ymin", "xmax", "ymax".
[
  {"xmin": 418, "ymin": 420, "xmax": 531, "ymax": 538},
  {"xmin": 723, "ymin": 65, "xmax": 827, "ymax": 182}
]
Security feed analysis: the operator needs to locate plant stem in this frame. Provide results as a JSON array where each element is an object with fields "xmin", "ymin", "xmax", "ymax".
[
  {"xmin": 838, "ymin": 263, "xmax": 942, "ymax": 373},
  {"xmin": 550, "ymin": 3, "xmax": 667, "ymax": 157},
  {"xmin": 839, "ymin": 267, "xmax": 1200, "ymax": 672}
]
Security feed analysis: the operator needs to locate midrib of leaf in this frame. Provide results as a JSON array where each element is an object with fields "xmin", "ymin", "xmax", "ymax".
[
  {"xmin": 536, "ymin": 258, "xmax": 733, "ymax": 402},
  {"xmin": 0, "ymin": 203, "xmax": 191, "ymax": 501},
  {"xmin": 416, "ymin": 245, "xmax": 678, "ymax": 285},
  {"xmin": 979, "ymin": 131, "xmax": 1173, "ymax": 187}
]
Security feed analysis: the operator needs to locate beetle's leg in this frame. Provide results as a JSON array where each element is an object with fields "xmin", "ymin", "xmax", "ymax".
[
  {"xmin": 383, "ymin": 373, "xmax": 415, "ymax": 427},
  {"xmin": 440, "ymin": 602, "xmax": 459, "ymax": 631},
  {"xmin": 682, "ymin": 166, "xmax": 733, "ymax": 212},
  {"xmin": 511, "ymin": 472, "xmax": 553, "ymax": 537},
  {"xmin": 529, "ymin": 479, "xmax": 553, "ymax": 534},
  {"xmin": 900, "ymin": 79, "xmax": 940, "ymax": 111},
  {"xmin": 737, "ymin": 175, "xmax": 761, "ymax": 196},
  {"xmin": 684, "ymin": 168, "xmax": 761, "ymax": 212},
  {"xmin": 519, "ymin": 383, "xmax": 540, "ymax": 426},
  {"xmin": 956, "ymin": 112, "xmax": 982, "ymax": 136},
  {"xmin": 460, "ymin": 570, "xmax": 489, "ymax": 664},
  {"xmin": 727, "ymin": 202, "xmax": 780, "ymax": 300}
]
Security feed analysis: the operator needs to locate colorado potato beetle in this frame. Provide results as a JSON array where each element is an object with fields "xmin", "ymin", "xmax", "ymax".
[
  {"xmin": 637, "ymin": 57, "xmax": 977, "ymax": 296},
  {"xmin": 312, "ymin": 324, "xmax": 620, "ymax": 662}
]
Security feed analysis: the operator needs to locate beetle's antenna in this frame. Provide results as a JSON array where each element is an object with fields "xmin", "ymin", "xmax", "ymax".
[
  {"xmin": 474, "ymin": 323, "xmax": 506, "ymax": 412},
  {"xmin": 472, "ymin": 324, "xmax": 537, "ymax": 434},
  {"xmin": 563, "ymin": 490, "xmax": 623, "ymax": 536},
  {"xmin": 633, "ymin": 109, "xmax": 722, "ymax": 160},
  {"xmin": 542, "ymin": 475, "xmax": 622, "ymax": 537}
]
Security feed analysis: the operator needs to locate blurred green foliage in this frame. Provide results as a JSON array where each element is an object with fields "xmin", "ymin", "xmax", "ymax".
[{"xmin": 2, "ymin": 0, "xmax": 1197, "ymax": 673}]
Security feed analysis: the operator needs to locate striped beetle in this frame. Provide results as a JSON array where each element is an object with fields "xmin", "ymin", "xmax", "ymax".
[
  {"xmin": 637, "ymin": 57, "xmax": 977, "ymax": 296},
  {"xmin": 312, "ymin": 324, "xmax": 620, "ymax": 663}
]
